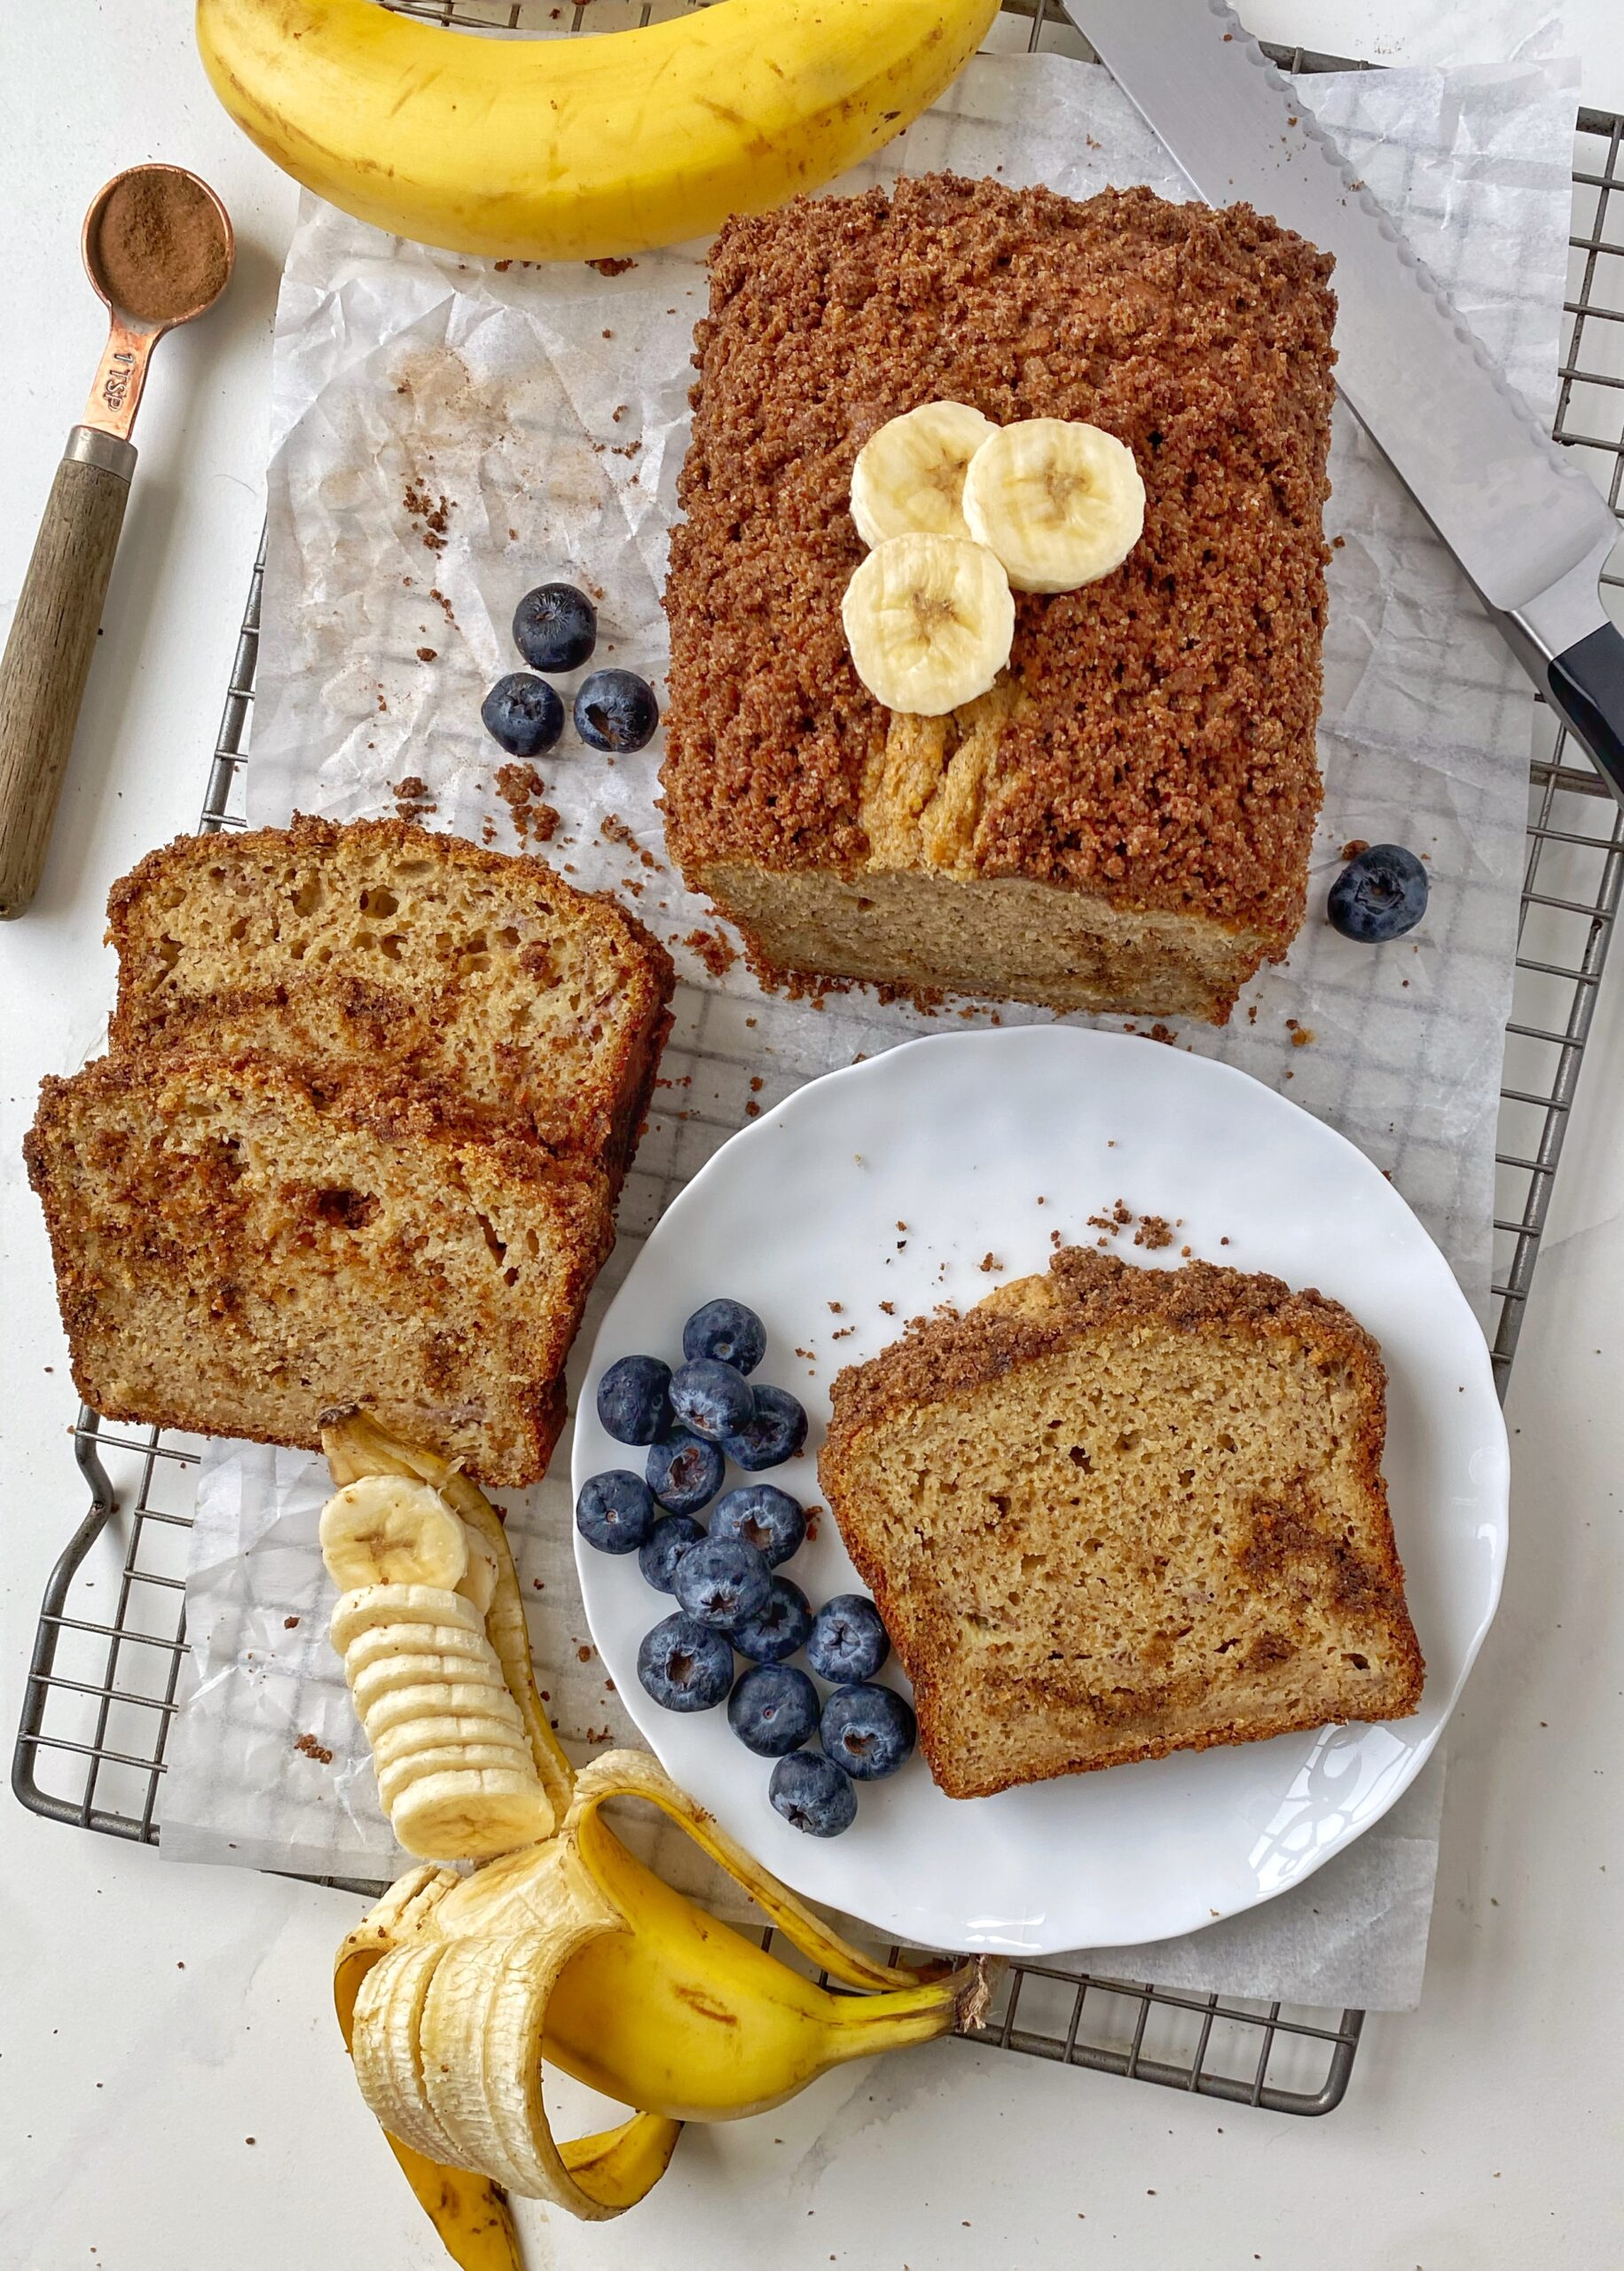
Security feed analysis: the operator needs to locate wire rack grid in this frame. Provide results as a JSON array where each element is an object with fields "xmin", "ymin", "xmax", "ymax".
[{"xmin": 12, "ymin": 1, "xmax": 1624, "ymax": 2123}]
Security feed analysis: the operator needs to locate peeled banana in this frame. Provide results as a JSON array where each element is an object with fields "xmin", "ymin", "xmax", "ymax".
[
  {"xmin": 320, "ymin": 1413, "xmax": 993, "ymax": 2258},
  {"xmin": 195, "ymin": 0, "xmax": 1002, "ymax": 264}
]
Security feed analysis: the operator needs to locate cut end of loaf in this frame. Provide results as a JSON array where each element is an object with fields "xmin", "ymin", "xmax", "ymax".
[
  {"xmin": 701, "ymin": 859, "xmax": 1265, "ymax": 1022},
  {"xmin": 821, "ymin": 1247, "xmax": 1424, "ymax": 1799}
]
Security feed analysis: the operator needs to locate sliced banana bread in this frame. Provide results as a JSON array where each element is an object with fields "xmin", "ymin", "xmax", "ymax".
[
  {"xmin": 106, "ymin": 816, "xmax": 673, "ymax": 1174},
  {"xmin": 26, "ymin": 1055, "xmax": 616, "ymax": 1486},
  {"xmin": 820, "ymin": 1247, "xmax": 1423, "ymax": 1799}
]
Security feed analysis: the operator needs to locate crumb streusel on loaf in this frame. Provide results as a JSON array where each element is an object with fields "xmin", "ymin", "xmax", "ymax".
[{"xmin": 663, "ymin": 176, "xmax": 1337, "ymax": 1022}]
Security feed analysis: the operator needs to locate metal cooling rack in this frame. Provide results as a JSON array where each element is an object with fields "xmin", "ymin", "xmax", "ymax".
[{"xmin": 13, "ymin": 3, "xmax": 1624, "ymax": 2122}]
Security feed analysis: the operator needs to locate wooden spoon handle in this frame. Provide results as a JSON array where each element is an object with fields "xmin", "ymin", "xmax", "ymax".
[{"xmin": 0, "ymin": 427, "xmax": 136, "ymax": 919}]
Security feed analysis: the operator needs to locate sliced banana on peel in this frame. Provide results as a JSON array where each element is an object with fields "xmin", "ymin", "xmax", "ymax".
[
  {"xmin": 841, "ymin": 532, "xmax": 1015, "ymax": 717},
  {"xmin": 320, "ymin": 1473, "xmax": 469, "ymax": 1591},
  {"xmin": 392, "ymin": 1768, "xmax": 557, "ymax": 1864},
  {"xmin": 850, "ymin": 399, "xmax": 998, "ymax": 547},
  {"xmin": 961, "ymin": 415, "xmax": 1145, "ymax": 593}
]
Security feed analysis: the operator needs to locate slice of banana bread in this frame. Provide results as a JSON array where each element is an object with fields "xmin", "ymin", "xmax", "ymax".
[
  {"xmin": 26, "ymin": 1054, "xmax": 616, "ymax": 1486},
  {"xmin": 106, "ymin": 816, "xmax": 673, "ymax": 1175},
  {"xmin": 663, "ymin": 176, "xmax": 1336, "ymax": 1022},
  {"xmin": 820, "ymin": 1247, "xmax": 1423, "ymax": 1799}
]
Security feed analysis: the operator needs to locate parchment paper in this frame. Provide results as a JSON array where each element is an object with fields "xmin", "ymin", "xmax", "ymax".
[{"xmin": 162, "ymin": 48, "xmax": 1577, "ymax": 2008}]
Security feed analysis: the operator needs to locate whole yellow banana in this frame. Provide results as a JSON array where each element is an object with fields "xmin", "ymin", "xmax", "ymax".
[{"xmin": 194, "ymin": 0, "xmax": 1000, "ymax": 263}]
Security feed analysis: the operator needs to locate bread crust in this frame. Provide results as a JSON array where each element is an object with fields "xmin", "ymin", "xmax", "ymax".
[{"xmin": 821, "ymin": 1248, "xmax": 1424, "ymax": 1798}]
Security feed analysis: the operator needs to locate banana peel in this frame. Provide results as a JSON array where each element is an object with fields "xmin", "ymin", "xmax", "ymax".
[{"xmin": 321, "ymin": 1414, "xmax": 992, "ymax": 2253}]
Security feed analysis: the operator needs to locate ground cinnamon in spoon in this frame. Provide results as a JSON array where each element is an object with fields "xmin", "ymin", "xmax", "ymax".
[{"xmin": 93, "ymin": 170, "xmax": 227, "ymax": 324}]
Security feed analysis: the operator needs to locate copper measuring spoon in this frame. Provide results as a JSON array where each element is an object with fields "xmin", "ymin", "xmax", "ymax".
[{"xmin": 0, "ymin": 164, "xmax": 233, "ymax": 918}]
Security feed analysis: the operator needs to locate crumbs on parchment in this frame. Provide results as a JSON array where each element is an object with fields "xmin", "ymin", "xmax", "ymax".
[
  {"xmin": 1134, "ymin": 1214, "xmax": 1174, "ymax": 1251},
  {"xmin": 684, "ymin": 926, "xmax": 737, "ymax": 978},
  {"xmin": 294, "ymin": 1734, "xmax": 333, "ymax": 1765},
  {"xmin": 587, "ymin": 256, "xmax": 637, "ymax": 277},
  {"xmin": 601, "ymin": 813, "xmax": 658, "ymax": 868},
  {"xmin": 494, "ymin": 762, "xmax": 559, "ymax": 848},
  {"xmin": 392, "ymin": 774, "xmax": 436, "ymax": 822},
  {"xmin": 402, "ymin": 484, "xmax": 453, "ymax": 553}
]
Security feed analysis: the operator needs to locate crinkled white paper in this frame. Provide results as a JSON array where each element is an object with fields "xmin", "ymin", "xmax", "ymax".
[{"xmin": 162, "ymin": 49, "xmax": 1577, "ymax": 2007}]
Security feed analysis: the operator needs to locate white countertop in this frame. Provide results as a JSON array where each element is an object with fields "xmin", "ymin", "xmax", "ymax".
[{"xmin": 3, "ymin": 5, "xmax": 1621, "ymax": 2266}]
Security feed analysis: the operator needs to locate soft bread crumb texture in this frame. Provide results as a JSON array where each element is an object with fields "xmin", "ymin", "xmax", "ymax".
[
  {"xmin": 26, "ymin": 1055, "xmax": 615, "ymax": 1487},
  {"xmin": 106, "ymin": 814, "xmax": 674, "ymax": 1171},
  {"xmin": 663, "ymin": 175, "xmax": 1335, "ymax": 1024},
  {"xmin": 820, "ymin": 1248, "xmax": 1423, "ymax": 1799}
]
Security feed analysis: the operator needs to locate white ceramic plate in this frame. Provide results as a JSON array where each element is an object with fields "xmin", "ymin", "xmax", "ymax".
[{"xmin": 573, "ymin": 1028, "xmax": 1508, "ymax": 1955}]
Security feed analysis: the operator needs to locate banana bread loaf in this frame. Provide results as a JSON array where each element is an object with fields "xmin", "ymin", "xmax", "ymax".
[
  {"xmin": 663, "ymin": 176, "xmax": 1337, "ymax": 1022},
  {"xmin": 820, "ymin": 1246, "xmax": 1423, "ymax": 1798},
  {"xmin": 26, "ymin": 1054, "xmax": 614, "ymax": 1486}
]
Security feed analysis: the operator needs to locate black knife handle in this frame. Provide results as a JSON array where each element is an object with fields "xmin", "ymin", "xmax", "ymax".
[{"xmin": 1547, "ymin": 622, "xmax": 1624, "ymax": 807}]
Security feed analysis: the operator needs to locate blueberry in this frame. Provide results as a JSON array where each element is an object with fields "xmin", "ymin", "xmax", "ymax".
[
  {"xmin": 805, "ymin": 1594, "xmax": 890, "ymax": 1684},
  {"xmin": 722, "ymin": 1384, "xmax": 807, "ymax": 1472},
  {"xmin": 673, "ymin": 1535, "xmax": 772, "ymax": 1631},
  {"xmin": 637, "ymin": 1612, "xmax": 733, "ymax": 1712},
  {"xmin": 574, "ymin": 1470, "xmax": 654, "ymax": 1554},
  {"xmin": 596, "ymin": 1355, "xmax": 672, "ymax": 1446},
  {"xmin": 1327, "ymin": 843, "xmax": 1428, "ymax": 944},
  {"xmin": 682, "ymin": 1298, "xmax": 766, "ymax": 1376},
  {"xmin": 638, "ymin": 1512, "xmax": 704, "ymax": 1594},
  {"xmin": 480, "ymin": 672, "xmax": 564, "ymax": 758},
  {"xmin": 669, "ymin": 1356, "xmax": 755, "ymax": 1443},
  {"xmin": 710, "ymin": 1483, "xmax": 805, "ymax": 1568},
  {"xmin": 574, "ymin": 668, "xmax": 660, "ymax": 754},
  {"xmin": 646, "ymin": 1428, "xmax": 725, "ymax": 1515},
  {"xmin": 820, "ymin": 1684, "xmax": 915, "ymax": 1780},
  {"xmin": 728, "ymin": 1663, "xmax": 820, "ymax": 1756},
  {"xmin": 730, "ymin": 1576, "xmax": 812, "ymax": 1664},
  {"xmin": 513, "ymin": 582, "xmax": 597, "ymax": 673},
  {"xmin": 769, "ymin": 1750, "xmax": 858, "ymax": 1837}
]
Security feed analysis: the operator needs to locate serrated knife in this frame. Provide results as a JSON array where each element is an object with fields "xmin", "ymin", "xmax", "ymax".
[{"xmin": 1074, "ymin": 0, "xmax": 1624, "ymax": 805}]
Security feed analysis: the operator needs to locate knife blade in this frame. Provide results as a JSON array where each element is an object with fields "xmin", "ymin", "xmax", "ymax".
[{"xmin": 1074, "ymin": 0, "xmax": 1624, "ymax": 803}]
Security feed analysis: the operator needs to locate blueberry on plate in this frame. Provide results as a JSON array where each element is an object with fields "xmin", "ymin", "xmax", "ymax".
[
  {"xmin": 710, "ymin": 1483, "xmax": 805, "ymax": 1568},
  {"xmin": 805, "ymin": 1593, "xmax": 890, "ymax": 1684},
  {"xmin": 637, "ymin": 1613, "xmax": 734, "ymax": 1712},
  {"xmin": 769, "ymin": 1750, "xmax": 858, "ymax": 1837},
  {"xmin": 729, "ymin": 1663, "xmax": 820, "ymax": 1757},
  {"xmin": 1327, "ymin": 843, "xmax": 1428, "ymax": 943},
  {"xmin": 646, "ymin": 1428, "xmax": 725, "ymax": 1516},
  {"xmin": 820, "ymin": 1683, "xmax": 916, "ymax": 1780},
  {"xmin": 669, "ymin": 1356, "xmax": 755, "ymax": 1443},
  {"xmin": 512, "ymin": 582, "xmax": 597, "ymax": 673},
  {"xmin": 682, "ymin": 1297, "xmax": 766, "ymax": 1376},
  {"xmin": 574, "ymin": 668, "xmax": 660, "ymax": 754},
  {"xmin": 638, "ymin": 1511, "xmax": 704, "ymax": 1594},
  {"xmin": 480, "ymin": 672, "xmax": 564, "ymax": 758},
  {"xmin": 596, "ymin": 1355, "xmax": 672, "ymax": 1446},
  {"xmin": 673, "ymin": 1535, "xmax": 772, "ymax": 1631},
  {"xmin": 730, "ymin": 1576, "xmax": 812, "ymax": 1664},
  {"xmin": 722, "ymin": 1383, "xmax": 807, "ymax": 1472},
  {"xmin": 574, "ymin": 1470, "xmax": 654, "ymax": 1554}
]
